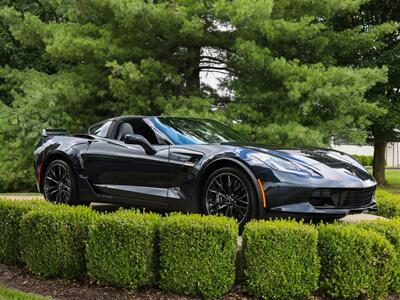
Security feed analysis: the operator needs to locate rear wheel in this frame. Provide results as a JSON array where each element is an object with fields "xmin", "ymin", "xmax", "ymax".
[
  {"xmin": 43, "ymin": 160, "xmax": 78, "ymax": 205},
  {"xmin": 202, "ymin": 166, "xmax": 258, "ymax": 227}
]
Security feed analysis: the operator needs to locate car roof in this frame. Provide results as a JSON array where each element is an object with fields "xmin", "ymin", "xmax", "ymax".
[{"xmin": 111, "ymin": 115, "xmax": 213, "ymax": 121}]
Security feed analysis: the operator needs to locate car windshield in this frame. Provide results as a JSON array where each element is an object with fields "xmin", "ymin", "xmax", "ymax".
[{"xmin": 150, "ymin": 117, "xmax": 249, "ymax": 145}]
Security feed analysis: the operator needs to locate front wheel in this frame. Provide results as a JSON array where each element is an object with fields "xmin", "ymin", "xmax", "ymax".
[
  {"xmin": 43, "ymin": 159, "xmax": 78, "ymax": 205},
  {"xmin": 202, "ymin": 166, "xmax": 258, "ymax": 227}
]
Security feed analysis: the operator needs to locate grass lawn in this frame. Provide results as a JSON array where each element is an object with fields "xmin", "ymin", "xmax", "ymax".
[
  {"xmin": 384, "ymin": 169, "xmax": 400, "ymax": 194},
  {"xmin": 0, "ymin": 285, "xmax": 48, "ymax": 300},
  {"xmin": 0, "ymin": 193, "xmax": 41, "ymax": 197}
]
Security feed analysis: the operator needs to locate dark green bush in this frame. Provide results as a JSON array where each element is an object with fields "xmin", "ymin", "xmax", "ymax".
[
  {"xmin": 0, "ymin": 199, "xmax": 51, "ymax": 265},
  {"xmin": 20, "ymin": 204, "xmax": 96, "ymax": 279},
  {"xmin": 242, "ymin": 220, "xmax": 319, "ymax": 300},
  {"xmin": 159, "ymin": 214, "xmax": 238, "ymax": 299},
  {"xmin": 318, "ymin": 223, "xmax": 396, "ymax": 299},
  {"xmin": 375, "ymin": 189, "xmax": 400, "ymax": 218},
  {"xmin": 86, "ymin": 209, "xmax": 160, "ymax": 289},
  {"xmin": 356, "ymin": 218, "xmax": 400, "ymax": 293},
  {"xmin": 352, "ymin": 155, "xmax": 373, "ymax": 166}
]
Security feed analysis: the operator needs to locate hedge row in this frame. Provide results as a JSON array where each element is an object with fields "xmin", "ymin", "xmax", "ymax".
[
  {"xmin": 159, "ymin": 214, "xmax": 238, "ymax": 298},
  {"xmin": 0, "ymin": 199, "xmax": 51, "ymax": 265},
  {"xmin": 86, "ymin": 210, "xmax": 161, "ymax": 289},
  {"xmin": 242, "ymin": 220, "xmax": 319, "ymax": 299},
  {"xmin": 356, "ymin": 219, "xmax": 400, "ymax": 293},
  {"xmin": 0, "ymin": 200, "xmax": 238, "ymax": 298},
  {"xmin": 318, "ymin": 223, "xmax": 396, "ymax": 299},
  {"xmin": 0, "ymin": 199, "xmax": 400, "ymax": 299},
  {"xmin": 20, "ymin": 204, "xmax": 96, "ymax": 279},
  {"xmin": 352, "ymin": 154, "xmax": 374, "ymax": 166},
  {"xmin": 375, "ymin": 189, "xmax": 400, "ymax": 218},
  {"xmin": 351, "ymin": 155, "xmax": 387, "ymax": 167}
]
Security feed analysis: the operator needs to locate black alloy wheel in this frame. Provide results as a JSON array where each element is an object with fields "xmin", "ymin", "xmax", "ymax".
[
  {"xmin": 44, "ymin": 160, "xmax": 77, "ymax": 204},
  {"xmin": 203, "ymin": 166, "xmax": 257, "ymax": 226}
]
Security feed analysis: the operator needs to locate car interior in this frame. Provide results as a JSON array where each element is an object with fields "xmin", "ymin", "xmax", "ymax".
[{"xmin": 114, "ymin": 119, "xmax": 159, "ymax": 145}]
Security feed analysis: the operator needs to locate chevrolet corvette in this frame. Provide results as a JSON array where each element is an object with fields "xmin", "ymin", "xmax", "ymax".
[{"xmin": 34, "ymin": 116, "xmax": 377, "ymax": 226}]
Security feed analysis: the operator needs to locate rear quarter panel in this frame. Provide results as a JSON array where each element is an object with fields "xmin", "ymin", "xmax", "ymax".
[{"xmin": 34, "ymin": 135, "xmax": 92, "ymax": 192}]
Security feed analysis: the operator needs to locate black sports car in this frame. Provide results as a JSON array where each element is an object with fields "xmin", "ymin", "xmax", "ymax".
[{"xmin": 34, "ymin": 116, "xmax": 377, "ymax": 225}]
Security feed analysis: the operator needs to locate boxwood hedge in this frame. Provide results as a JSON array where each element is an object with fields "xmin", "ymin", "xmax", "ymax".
[
  {"xmin": 20, "ymin": 204, "xmax": 96, "ymax": 279},
  {"xmin": 0, "ymin": 199, "xmax": 51, "ymax": 265},
  {"xmin": 242, "ymin": 220, "xmax": 319, "ymax": 300},
  {"xmin": 318, "ymin": 223, "xmax": 396, "ymax": 299},
  {"xmin": 159, "ymin": 214, "xmax": 238, "ymax": 299},
  {"xmin": 86, "ymin": 209, "xmax": 160, "ymax": 289},
  {"xmin": 356, "ymin": 218, "xmax": 400, "ymax": 293},
  {"xmin": 375, "ymin": 189, "xmax": 400, "ymax": 219}
]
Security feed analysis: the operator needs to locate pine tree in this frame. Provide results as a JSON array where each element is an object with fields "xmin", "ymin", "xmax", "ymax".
[{"xmin": 0, "ymin": 0, "xmax": 396, "ymax": 190}]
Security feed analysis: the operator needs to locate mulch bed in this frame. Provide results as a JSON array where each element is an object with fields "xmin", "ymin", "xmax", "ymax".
[
  {"xmin": 0, "ymin": 264, "xmax": 252, "ymax": 300},
  {"xmin": 0, "ymin": 264, "xmax": 399, "ymax": 300}
]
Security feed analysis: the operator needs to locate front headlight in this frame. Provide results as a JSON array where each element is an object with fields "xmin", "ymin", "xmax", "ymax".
[{"xmin": 251, "ymin": 152, "xmax": 312, "ymax": 177}]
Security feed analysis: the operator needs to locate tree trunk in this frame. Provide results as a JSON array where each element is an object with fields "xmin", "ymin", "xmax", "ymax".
[
  {"xmin": 185, "ymin": 47, "xmax": 201, "ymax": 94},
  {"xmin": 373, "ymin": 137, "xmax": 387, "ymax": 186}
]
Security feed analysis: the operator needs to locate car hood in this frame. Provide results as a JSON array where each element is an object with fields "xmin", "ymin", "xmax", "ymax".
[{"xmin": 228, "ymin": 143, "xmax": 375, "ymax": 183}]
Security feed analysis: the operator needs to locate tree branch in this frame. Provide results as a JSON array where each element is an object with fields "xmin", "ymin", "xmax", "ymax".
[
  {"xmin": 200, "ymin": 55, "xmax": 227, "ymax": 64},
  {"xmin": 200, "ymin": 69, "xmax": 232, "ymax": 75}
]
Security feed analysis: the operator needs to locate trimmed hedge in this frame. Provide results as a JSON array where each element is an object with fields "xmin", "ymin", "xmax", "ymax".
[
  {"xmin": 20, "ymin": 204, "xmax": 96, "ymax": 279},
  {"xmin": 318, "ymin": 223, "xmax": 396, "ymax": 299},
  {"xmin": 159, "ymin": 214, "xmax": 238, "ymax": 299},
  {"xmin": 353, "ymin": 155, "xmax": 373, "ymax": 166},
  {"xmin": 86, "ymin": 209, "xmax": 160, "ymax": 289},
  {"xmin": 356, "ymin": 218, "xmax": 400, "ymax": 293},
  {"xmin": 0, "ymin": 199, "xmax": 51, "ymax": 265},
  {"xmin": 375, "ymin": 189, "xmax": 400, "ymax": 218},
  {"xmin": 242, "ymin": 220, "xmax": 319, "ymax": 300}
]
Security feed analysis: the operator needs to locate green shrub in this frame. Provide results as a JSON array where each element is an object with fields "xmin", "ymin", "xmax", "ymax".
[
  {"xmin": 353, "ymin": 155, "xmax": 373, "ymax": 166},
  {"xmin": 0, "ymin": 199, "xmax": 51, "ymax": 265},
  {"xmin": 375, "ymin": 189, "xmax": 400, "ymax": 218},
  {"xmin": 318, "ymin": 223, "xmax": 396, "ymax": 299},
  {"xmin": 20, "ymin": 204, "xmax": 96, "ymax": 279},
  {"xmin": 356, "ymin": 218, "xmax": 400, "ymax": 293},
  {"xmin": 86, "ymin": 209, "xmax": 160, "ymax": 289},
  {"xmin": 159, "ymin": 214, "xmax": 238, "ymax": 299},
  {"xmin": 242, "ymin": 220, "xmax": 319, "ymax": 300}
]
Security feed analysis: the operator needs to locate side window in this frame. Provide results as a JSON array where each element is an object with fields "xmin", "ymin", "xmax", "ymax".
[
  {"xmin": 89, "ymin": 121, "xmax": 112, "ymax": 138},
  {"xmin": 131, "ymin": 119, "xmax": 160, "ymax": 145},
  {"xmin": 114, "ymin": 119, "xmax": 160, "ymax": 144}
]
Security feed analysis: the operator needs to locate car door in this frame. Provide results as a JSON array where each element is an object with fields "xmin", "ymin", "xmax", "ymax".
[{"xmin": 82, "ymin": 119, "xmax": 170, "ymax": 207}]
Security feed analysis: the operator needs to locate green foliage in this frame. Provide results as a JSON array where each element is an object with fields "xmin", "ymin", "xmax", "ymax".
[
  {"xmin": 159, "ymin": 213, "xmax": 238, "ymax": 299},
  {"xmin": 0, "ymin": 284, "xmax": 48, "ymax": 300},
  {"xmin": 86, "ymin": 209, "xmax": 160, "ymax": 290},
  {"xmin": 351, "ymin": 154, "xmax": 387, "ymax": 167},
  {"xmin": 352, "ymin": 154, "xmax": 373, "ymax": 166},
  {"xmin": 355, "ymin": 218, "xmax": 400, "ymax": 293},
  {"xmin": 0, "ymin": 199, "xmax": 51, "ymax": 264},
  {"xmin": 20, "ymin": 204, "xmax": 96, "ymax": 279},
  {"xmin": 0, "ymin": 0, "xmax": 397, "ymax": 191},
  {"xmin": 242, "ymin": 220, "xmax": 319, "ymax": 300},
  {"xmin": 332, "ymin": 0, "xmax": 400, "ymax": 185},
  {"xmin": 375, "ymin": 189, "xmax": 400, "ymax": 218},
  {"xmin": 318, "ymin": 223, "xmax": 396, "ymax": 299}
]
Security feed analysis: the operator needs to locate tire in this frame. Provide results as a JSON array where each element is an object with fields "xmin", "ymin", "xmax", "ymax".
[
  {"xmin": 43, "ymin": 159, "xmax": 79, "ymax": 205},
  {"xmin": 202, "ymin": 166, "xmax": 258, "ymax": 228}
]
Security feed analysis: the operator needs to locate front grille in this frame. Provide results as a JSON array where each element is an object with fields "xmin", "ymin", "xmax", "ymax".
[{"xmin": 310, "ymin": 186, "xmax": 376, "ymax": 209}]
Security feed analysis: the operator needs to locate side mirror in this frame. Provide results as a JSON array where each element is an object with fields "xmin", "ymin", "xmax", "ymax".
[{"xmin": 124, "ymin": 134, "xmax": 156, "ymax": 155}]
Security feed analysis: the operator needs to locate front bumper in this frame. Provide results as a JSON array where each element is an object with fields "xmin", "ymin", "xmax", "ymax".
[
  {"xmin": 258, "ymin": 183, "xmax": 377, "ymax": 220},
  {"xmin": 267, "ymin": 201, "xmax": 377, "ymax": 219}
]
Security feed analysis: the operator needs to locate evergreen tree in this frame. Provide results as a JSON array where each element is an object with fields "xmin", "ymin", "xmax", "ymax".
[
  {"xmin": 332, "ymin": 0, "xmax": 400, "ymax": 185},
  {"xmin": 0, "ymin": 0, "xmax": 396, "ymax": 191}
]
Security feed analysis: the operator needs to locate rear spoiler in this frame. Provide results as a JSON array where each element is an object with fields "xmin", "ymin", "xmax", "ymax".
[{"xmin": 42, "ymin": 128, "xmax": 68, "ymax": 137}]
